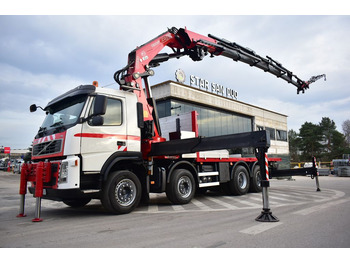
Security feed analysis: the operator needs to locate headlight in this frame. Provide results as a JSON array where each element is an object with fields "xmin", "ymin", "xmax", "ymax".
[{"xmin": 59, "ymin": 162, "xmax": 68, "ymax": 183}]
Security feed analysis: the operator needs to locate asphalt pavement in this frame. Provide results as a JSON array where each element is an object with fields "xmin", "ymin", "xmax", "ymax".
[{"xmin": 1, "ymin": 170, "xmax": 349, "ymax": 250}]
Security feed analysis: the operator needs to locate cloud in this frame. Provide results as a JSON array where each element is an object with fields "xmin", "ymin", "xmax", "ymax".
[
  {"xmin": 0, "ymin": 15, "xmax": 349, "ymax": 149},
  {"xmin": 0, "ymin": 63, "xmax": 87, "ymax": 149},
  {"xmin": 0, "ymin": 110, "xmax": 43, "ymax": 149}
]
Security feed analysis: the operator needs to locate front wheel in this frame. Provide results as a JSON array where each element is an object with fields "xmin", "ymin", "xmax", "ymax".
[
  {"xmin": 166, "ymin": 169, "xmax": 195, "ymax": 204},
  {"xmin": 101, "ymin": 170, "xmax": 141, "ymax": 214}
]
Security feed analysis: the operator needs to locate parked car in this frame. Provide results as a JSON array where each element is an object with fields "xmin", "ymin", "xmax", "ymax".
[
  {"xmin": 303, "ymin": 162, "xmax": 312, "ymax": 168},
  {"xmin": 0, "ymin": 158, "xmax": 9, "ymax": 171},
  {"xmin": 304, "ymin": 162, "xmax": 318, "ymax": 168},
  {"xmin": 13, "ymin": 159, "xmax": 24, "ymax": 174}
]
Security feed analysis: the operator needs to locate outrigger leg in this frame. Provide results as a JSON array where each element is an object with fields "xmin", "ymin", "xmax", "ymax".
[
  {"xmin": 32, "ymin": 162, "xmax": 44, "ymax": 222},
  {"xmin": 255, "ymin": 147, "xmax": 279, "ymax": 222},
  {"xmin": 312, "ymin": 157, "xmax": 321, "ymax": 192},
  {"xmin": 17, "ymin": 164, "xmax": 28, "ymax": 218}
]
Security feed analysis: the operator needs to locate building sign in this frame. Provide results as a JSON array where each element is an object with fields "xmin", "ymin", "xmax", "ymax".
[
  {"xmin": 175, "ymin": 69, "xmax": 186, "ymax": 84},
  {"xmin": 189, "ymin": 75, "xmax": 238, "ymax": 100},
  {"xmin": 4, "ymin": 147, "xmax": 11, "ymax": 154}
]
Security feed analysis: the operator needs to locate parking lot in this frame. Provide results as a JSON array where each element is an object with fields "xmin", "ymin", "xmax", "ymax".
[{"xmin": 1, "ymin": 170, "xmax": 349, "ymax": 249}]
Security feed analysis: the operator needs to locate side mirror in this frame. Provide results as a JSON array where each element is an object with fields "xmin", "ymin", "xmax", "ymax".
[
  {"xmin": 90, "ymin": 115, "xmax": 104, "ymax": 126},
  {"xmin": 30, "ymin": 104, "xmax": 37, "ymax": 112},
  {"xmin": 30, "ymin": 104, "xmax": 45, "ymax": 113},
  {"xmin": 137, "ymin": 102, "xmax": 144, "ymax": 128},
  {"xmin": 92, "ymin": 95, "xmax": 107, "ymax": 117}
]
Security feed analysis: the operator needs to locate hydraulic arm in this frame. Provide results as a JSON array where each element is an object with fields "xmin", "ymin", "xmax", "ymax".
[{"xmin": 114, "ymin": 26, "xmax": 325, "ymax": 139}]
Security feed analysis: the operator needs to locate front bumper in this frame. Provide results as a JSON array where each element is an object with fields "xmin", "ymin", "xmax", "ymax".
[{"xmin": 20, "ymin": 156, "xmax": 81, "ymax": 198}]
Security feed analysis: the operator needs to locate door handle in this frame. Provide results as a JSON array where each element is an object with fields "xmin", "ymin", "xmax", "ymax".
[{"xmin": 117, "ymin": 141, "xmax": 126, "ymax": 146}]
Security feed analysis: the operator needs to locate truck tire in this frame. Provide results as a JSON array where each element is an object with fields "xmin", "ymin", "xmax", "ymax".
[
  {"xmin": 250, "ymin": 165, "xmax": 262, "ymax": 193},
  {"xmin": 101, "ymin": 170, "xmax": 141, "ymax": 214},
  {"xmin": 63, "ymin": 198, "xmax": 91, "ymax": 208},
  {"xmin": 166, "ymin": 169, "xmax": 195, "ymax": 204},
  {"xmin": 228, "ymin": 165, "xmax": 250, "ymax": 195}
]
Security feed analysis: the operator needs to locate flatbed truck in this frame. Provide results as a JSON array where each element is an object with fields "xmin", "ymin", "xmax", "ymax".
[{"xmin": 17, "ymin": 26, "xmax": 323, "ymax": 221}]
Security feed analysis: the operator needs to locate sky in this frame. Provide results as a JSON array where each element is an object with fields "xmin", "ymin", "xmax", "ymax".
[{"xmin": 1, "ymin": 3, "xmax": 349, "ymax": 149}]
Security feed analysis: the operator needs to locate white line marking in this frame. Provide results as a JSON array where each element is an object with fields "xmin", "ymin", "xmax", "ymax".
[
  {"xmin": 204, "ymin": 197, "xmax": 239, "ymax": 210},
  {"xmin": 223, "ymin": 196, "xmax": 261, "ymax": 207},
  {"xmin": 171, "ymin": 205, "xmax": 186, "ymax": 211},
  {"xmin": 191, "ymin": 198, "xmax": 214, "ymax": 210},
  {"xmin": 147, "ymin": 204, "xmax": 158, "ymax": 213},
  {"xmin": 271, "ymin": 192, "xmax": 306, "ymax": 201},
  {"xmin": 293, "ymin": 198, "xmax": 349, "ymax": 216},
  {"xmin": 240, "ymin": 222, "xmax": 283, "ymax": 235}
]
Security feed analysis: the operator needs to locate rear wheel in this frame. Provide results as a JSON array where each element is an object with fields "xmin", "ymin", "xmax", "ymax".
[
  {"xmin": 250, "ymin": 165, "xmax": 262, "ymax": 193},
  {"xmin": 166, "ymin": 169, "xmax": 195, "ymax": 204},
  {"xmin": 228, "ymin": 165, "xmax": 250, "ymax": 195},
  {"xmin": 101, "ymin": 170, "xmax": 141, "ymax": 214}
]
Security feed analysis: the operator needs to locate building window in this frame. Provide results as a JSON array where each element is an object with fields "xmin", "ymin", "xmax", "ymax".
[
  {"xmin": 157, "ymin": 100, "xmax": 171, "ymax": 118},
  {"xmin": 265, "ymin": 127, "xmax": 276, "ymax": 140},
  {"xmin": 276, "ymin": 129, "xmax": 288, "ymax": 141}
]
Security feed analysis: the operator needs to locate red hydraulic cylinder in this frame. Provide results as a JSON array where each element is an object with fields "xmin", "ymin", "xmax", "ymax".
[
  {"xmin": 19, "ymin": 163, "xmax": 28, "ymax": 195},
  {"xmin": 32, "ymin": 162, "xmax": 44, "ymax": 222},
  {"xmin": 34, "ymin": 162, "xmax": 44, "ymax": 198}
]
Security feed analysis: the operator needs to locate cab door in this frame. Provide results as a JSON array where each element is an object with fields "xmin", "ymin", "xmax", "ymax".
[{"xmin": 80, "ymin": 95, "xmax": 126, "ymax": 172}]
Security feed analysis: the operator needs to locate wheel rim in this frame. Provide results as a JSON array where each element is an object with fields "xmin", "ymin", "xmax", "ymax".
[
  {"xmin": 238, "ymin": 172, "xmax": 248, "ymax": 189},
  {"xmin": 177, "ymin": 176, "xmax": 192, "ymax": 198},
  {"xmin": 115, "ymin": 179, "xmax": 136, "ymax": 207}
]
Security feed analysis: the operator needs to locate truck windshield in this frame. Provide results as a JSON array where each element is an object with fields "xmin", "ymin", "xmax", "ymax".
[{"xmin": 40, "ymin": 95, "xmax": 87, "ymax": 132}]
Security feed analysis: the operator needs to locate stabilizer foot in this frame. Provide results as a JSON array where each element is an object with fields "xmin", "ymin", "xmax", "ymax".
[
  {"xmin": 32, "ymin": 218, "xmax": 43, "ymax": 222},
  {"xmin": 255, "ymin": 209, "xmax": 279, "ymax": 222},
  {"xmin": 16, "ymin": 213, "xmax": 27, "ymax": 218}
]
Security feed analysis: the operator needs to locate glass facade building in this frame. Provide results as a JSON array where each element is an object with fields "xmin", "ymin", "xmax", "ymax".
[
  {"xmin": 157, "ymin": 99, "xmax": 253, "ymax": 138},
  {"xmin": 152, "ymin": 80, "xmax": 290, "ymax": 167}
]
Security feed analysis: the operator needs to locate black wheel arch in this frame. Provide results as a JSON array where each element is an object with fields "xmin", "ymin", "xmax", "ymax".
[
  {"xmin": 167, "ymin": 160, "xmax": 198, "ymax": 184},
  {"xmin": 230, "ymin": 161, "xmax": 251, "ymax": 179},
  {"xmin": 100, "ymin": 151, "xmax": 146, "ymax": 182}
]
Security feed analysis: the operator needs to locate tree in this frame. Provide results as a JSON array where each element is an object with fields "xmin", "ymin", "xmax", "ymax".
[
  {"xmin": 289, "ymin": 118, "xmax": 348, "ymax": 162},
  {"xmin": 298, "ymin": 122, "xmax": 323, "ymax": 161},
  {"xmin": 330, "ymin": 131, "xmax": 348, "ymax": 159},
  {"xmin": 319, "ymin": 117, "xmax": 336, "ymax": 153},
  {"xmin": 319, "ymin": 117, "xmax": 347, "ymax": 159},
  {"xmin": 342, "ymin": 119, "xmax": 350, "ymax": 146},
  {"xmin": 288, "ymin": 129, "xmax": 301, "ymax": 162}
]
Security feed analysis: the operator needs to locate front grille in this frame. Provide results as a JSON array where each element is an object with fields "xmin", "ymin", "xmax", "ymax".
[{"xmin": 33, "ymin": 140, "xmax": 62, "ymax": 156}]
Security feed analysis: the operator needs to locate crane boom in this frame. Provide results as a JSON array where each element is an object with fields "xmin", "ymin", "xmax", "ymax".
[
  {"xmin": 299, "ymin": 74, "xmax": 326, "ymax": 93},
  {"xmin": 113, "ymin": 26, "xmax": 325, "ymax": 140}
]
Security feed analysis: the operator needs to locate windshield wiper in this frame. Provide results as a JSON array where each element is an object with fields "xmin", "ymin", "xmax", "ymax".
[
  {"xmin": 38, "ymin": 127, "xmax": 47, "ymax": 136},
  {"xmin": 50, "ymin": 121, "xmax": 67, "ymax": 133},
  {"xmin": 50, "ymin": 121, "xmax": 64, "ymax": 128}
]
